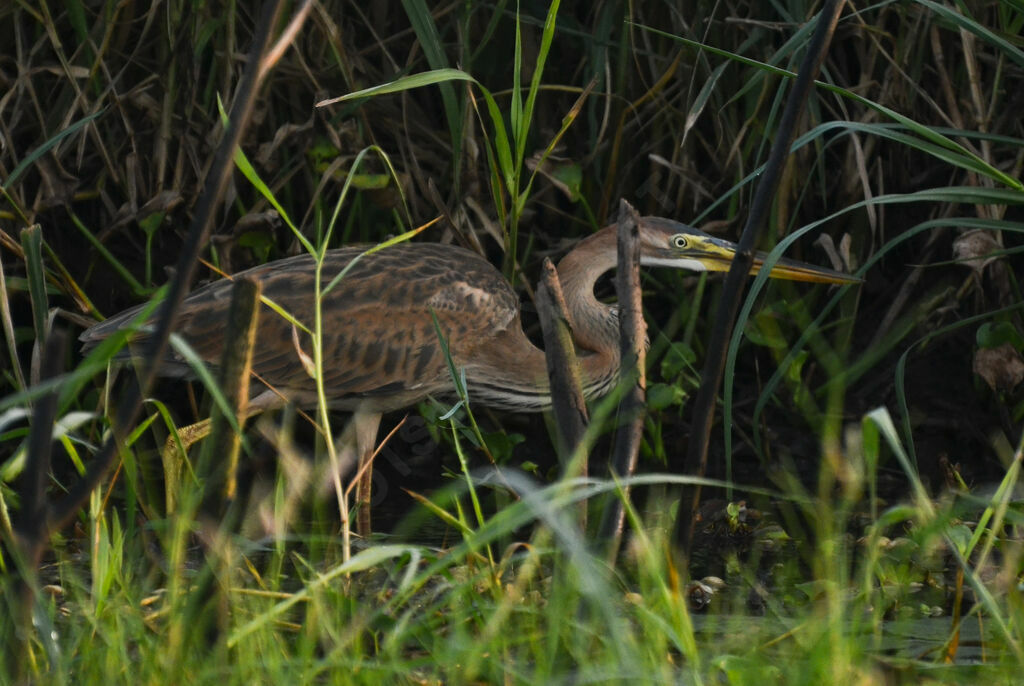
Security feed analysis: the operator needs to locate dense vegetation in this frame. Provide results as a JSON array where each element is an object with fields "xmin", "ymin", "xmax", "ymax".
[{"xmin": 1, "ymin": 1, "xmax": 1022, "ymax": 683}]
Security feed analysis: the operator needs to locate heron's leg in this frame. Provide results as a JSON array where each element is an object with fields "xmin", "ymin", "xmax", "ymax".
[{"xmin": 350, "ymin": 410, "xmax": 383, "ymax": 538}]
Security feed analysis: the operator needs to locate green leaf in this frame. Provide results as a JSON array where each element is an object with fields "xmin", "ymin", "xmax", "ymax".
[
  {"xmin": 945, "ymin": 523, "xmax": 974, "ymax": 556},
  {"xmin": 745, "ymin": 311, "xmax": 788, "ymax": 349},
  {"xmin": 237, "ymin": 231, "xmax": 275, "ymax": 263},
  {"xmin": 318, "ymin": 68, "xmax": 476, "ymax": 104},
  {"xmin": 661, "ymin": 342, "xmax": 697, "ymax": 378},
  {"xmin": 784, "ymin": 350, "xmax": 809, "ymax": 386},
  {"xmin": 647, "ymin": 383, "xmax": 685, "ymax": 411},
  {"xmin": 519, "ymin": 460, "xmax": 540, "ymax": 475},
  {"xmin": 976, "ymin": 322, "xmax": 1024, "ymax": 350},
  {"xmin": 137, "ymin": 212, "xmax": 165, "ymax": 236},
  {"xmin": 481, "ymin": 430, "xmax": 525, "ymax": 463}
]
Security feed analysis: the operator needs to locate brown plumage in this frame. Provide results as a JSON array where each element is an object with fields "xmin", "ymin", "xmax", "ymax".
[{"xmin": 81, "ymin": 216, "xmax": 858, "ymax": 534}]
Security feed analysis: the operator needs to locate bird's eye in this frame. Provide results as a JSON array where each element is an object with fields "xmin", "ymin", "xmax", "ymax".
[{"xmin": 672, "ymin": 234, "xmax": 688, "ymax": 249}]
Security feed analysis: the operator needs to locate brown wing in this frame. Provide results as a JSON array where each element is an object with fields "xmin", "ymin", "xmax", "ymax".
[{"xmin": 81, "ymin": 243, "xmax": 520, "ymax": 411}]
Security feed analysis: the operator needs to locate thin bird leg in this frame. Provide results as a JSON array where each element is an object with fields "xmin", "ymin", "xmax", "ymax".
[{"xmin": 343, "ymin": 410, "xmax": 383, "ymax": 537}]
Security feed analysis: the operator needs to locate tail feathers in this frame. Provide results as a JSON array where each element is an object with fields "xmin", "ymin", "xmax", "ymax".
[{"xmin": 79, "ymin": 302, "xmax": 155, "ymax": 352}]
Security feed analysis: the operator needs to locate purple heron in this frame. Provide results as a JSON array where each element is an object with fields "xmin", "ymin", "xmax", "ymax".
[{"xmin": 80, "ymin": 216, "xmax": 858, "ymax": 534}]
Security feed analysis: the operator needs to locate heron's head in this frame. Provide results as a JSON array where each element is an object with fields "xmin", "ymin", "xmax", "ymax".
[{"xmin": 636, "ymin": 216, "xmax": 860, "ymax": 284}]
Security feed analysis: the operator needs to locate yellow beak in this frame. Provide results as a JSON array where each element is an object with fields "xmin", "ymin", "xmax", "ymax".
[{"xmin": 692, "ymin": 236, "xmax": 861, "ymax": 285}]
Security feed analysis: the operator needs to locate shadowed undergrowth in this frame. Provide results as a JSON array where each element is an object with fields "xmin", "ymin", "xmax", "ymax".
[{"xmin": 1, "ymin": 1, "xmax": 1023, "ymax": 683}]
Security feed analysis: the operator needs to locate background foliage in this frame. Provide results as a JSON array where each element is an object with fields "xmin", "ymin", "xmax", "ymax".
[{"xmin": 1, "ymin": 1, "xmax": 1022, "ymax": 683}]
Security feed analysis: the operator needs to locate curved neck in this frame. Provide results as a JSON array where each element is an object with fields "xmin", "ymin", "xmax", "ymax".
[
  {"xmin": 555, "ymin": 226, "xmax": 620, "ymax": 354},
  {"xmin": 465, "ymin": 226, "xmax": 623, "ymax": 411}
]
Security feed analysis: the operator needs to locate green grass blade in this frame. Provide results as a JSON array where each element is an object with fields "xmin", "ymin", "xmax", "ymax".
[
  {"xmin": 1, "ymin": 110, "xmax": 105, "ymax": 189},
  {"xmin": 919, "ymin": 0, "xmax": 1024, "ymax": 69},
  {"xmin": 635, "ymin": 22, "xmax": 1023, "ymax": 191},
  {"xmin": 215, "ymin": 95, "xmax": 310, "ymax": 254},
  {"xmin": 400, "ymin": 0, "xmax": 464, "ymax": 171},
  {"xmin": 69, "ymin": 211, "xmax": 150, "ymax": 296},
  {"xmin": 511, "ymin": 3, "xmax": 523, "ymax": 143},
  {"xmin": 167, "ymin": 333, "xmax": 246, "ymax": 448},
  {"xmin": 863, "ymin": 407, "xmax": 934, "ymax": 518},
  {"xmin": 227, "ymin": 544, "xmax": 423, "ymax": 648},
  {"xmin": 19, "ymin": 226, "xmax": 48, "ymax": 357},
  {"xmin": 318, "ymin": 68, "xmax": 475, "ymax": 104}
]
